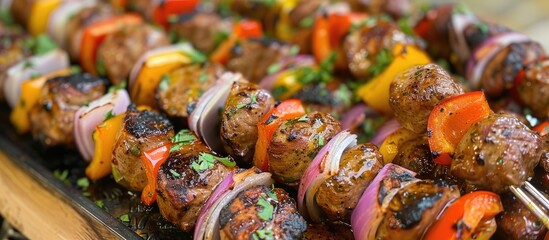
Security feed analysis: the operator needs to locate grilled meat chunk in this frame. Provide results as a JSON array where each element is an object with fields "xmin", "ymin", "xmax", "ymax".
[
  {"xmin": 0, "ymin": 28, "xmax": 30, "ymax": 100},
  {"xmin": 292, "ymin": 82, "xmax": 352, "ymax": 117},
  {"xmin": 496, "ymin": 193, "xmax": 548, "ymax": 240},
  {"xmin": 112, "ymin": 105, "xmax": 174, "ymax": 191},
  {"xmin": 97, "ymin": 24, "xmax": 169, "ymax": 84},
  {"xmin": 415, "ymin": 4, "xmax": 454, "ymax": 60},
  {"xmin": 302, "ymin": 223, "xmax": 354, "ymax": 240},
  {"xmin": 157, "ymin": 138, "xmax": 235, "ymax": 232},
  {"xmin": 285, "ymin": 0, "xmax": 324, "ymax": 53},
  {"xmin": 316, "ymin": 143, "xmax": 384, "ymax": 222},
  {"xmin": 392, "ymin": 136, "xmax": 438, "ymax": 180},
  {"xmin": 227, "ymin": 38, "xmax": 291, "ymax": 83},
  {"xmin": 376, "ymin": 180, "xmax": 460, "ymax": 239},
  {"xmin": 451, "ymin": 113, "xmax": 543, "ymax": 193},
  {"xmin": 169, "ymin": 12, "xmax": 228, "ymax": 54},
  {"xmin": 516, "ymin": 58, "xmax": 549, "ymax": 119},
  {"xmin": 390, "ymin": 63, "xmax": 464, "ymax": 133},
  {"xmin": 29, "ymin": 74, "xmax": 107, "ymax": 147},
  {"xmin": 219, "ymin": 185, "xmax": 307, "ymax": 239},
  {"xmin": 343, "ymin": 20, "xmax": 416, "ymax": 80},
  {"xmin": 269, "ymin": 112, "xmax": 341, "ymax": 187},
  {"xmin": 156, "ymin": 63, "xmax": 222, "ymax": 124},
  {"xmin": 480, "ymin": 41, "xmax": 544, "ymax": 98},
  {"xmin": 463, "ymin": 22, "xmax": 510, "ymax": 51},
  {"xmin": 220, "ymin": 80, "xmax": 275, "ymax": 165}
]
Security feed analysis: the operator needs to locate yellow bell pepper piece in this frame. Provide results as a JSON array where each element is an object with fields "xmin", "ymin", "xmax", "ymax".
[
  {"xmin": 131, "ymin": 51, "xmax": 191, "ymax": 107},
  {"xmin": 275, "ymin": 0, "xmax": 298, "ymax": 41},
  {"xmin": 379, "ymin": 127, "xmax": 419, "ymax": 164},
  {"xmin": 272, "ymin": 69, "xmax": 304, "ymax": 100},
  {"xmin": 10, "ymin": 68, "xmax": 71, "ymax": 134},
  {"xmin": 28, "ymin": 0, "xmax": 61, "ymax": 35},
  {"xmin": 356, "ymin": 44, "xmax": 431, "ymax": 114},
  {"xmin": 86, "ymin": 113, "xmax": 125, "ymax": 181}
]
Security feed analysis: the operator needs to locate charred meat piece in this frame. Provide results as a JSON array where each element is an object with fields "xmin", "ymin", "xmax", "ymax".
[
  {"xmin": 156, "ymin": 138, "xmax": 235, "ymax": 232},
  {"xmin": 302, "ymin": 224, "xmax": 344, "ymax": 240},
  {"xmin": 414, "ymin": 4, "xmax": 454, "ymax": 60},
  {"xmin": 516, "ymin": 58, "xmax": 549, "ymax": 119},
  {"xmin": 451, "ymin": 113, "xmax": 542, "ymax": 193},
  {"xmin": 0, "ymin": 28, "xmax": 30, "ymax": 100},
  {"xmin": 392, "ymin": 136, "xmax": 438, "ymax": 180},
  {"xmin": 156, "ymin": 63, "xmax": 222, "ymax": 124},
  {"xmin": 390, "ymin": 63, "xmax": 464, "ymax": 133},
  {"xmin": 97, "ymin": 24, "xmax": 169, "ymax": 84},
  {"xmin": 112, "ymin": 105, "xmax": 174, "ymax": 191},
  {"xmin": 66, "ymin": 4, "xmax": 115, "ymax": 61},
  {"xmin": 316, "ymin": 143, "xmax": 384, "ymax": 222},
  {"xmin": 286, "ymin": 0, "xmax": 324, "ymax": 53},
  {"xmin": 463, "ymin": 21, "xmax": 510, "ymax": 51},
  {"xmin": 269, "ymin": 112, "xmax": 341, "ymax": 187},
  {"xmin": 292, "ymin": 82, "xmax": 352, "ymax": 117},
  {"xmin": 29, "ymin": 74, "xmax": 107, "ymax": 147},
  {"xmin": 540, "ymin": 134, "xmax": 549, "ymax": 174},
  {"xmin": 343, "ymin": 20, "xmax": 416, "ymax": 80},
  {"xmin": 169, "ymin": 12, "xmax": 228, "ymax": 54},
  {"xmin": 376, "ymin": 180, "xmax": 460, "ymax": 239},
  {"xmin": 220, "ymin": 80, "xmax": 275, "ymax": 165},
  {"xmin": 219, "ymin": 185, "xmax": 307, "ymax": 239},
  {"xmin": 496, "ymin": 193, "xmax": 548, "ymax": 240},
  {"xmin": 480, "ymin": 41, "xmax": 544, "ymax": 98},
  {"xmin": 226, "ymin": 38, "xmax": 291, "ymax": 83}
]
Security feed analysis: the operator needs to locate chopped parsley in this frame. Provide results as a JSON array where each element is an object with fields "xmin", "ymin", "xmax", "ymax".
[
  {"xmin": 70, "ymin": 65, "xmax": 82, "ymax": 74},
  {"xmin": 108, "ymin": 81, "xmax": 127, "ymax": 93},
  {"xmin": 256, "ymin": 195, "xmax": 274, "ymax": 221},
  {"xmin": 285, "ymin": 114, "xmax": 309, "ymax": 126},
  {"xmin": 53, "ymin": 169, "xmax": 70, "ymax": 186},
  {"xmin": 96, "ymin": 57, "xmax": 107, "ymax": 76},
  {"xmin": 158, "ymin": 74, "xmax": 172, "ymax": 92},
  {"xmin": 297, "ymin": 52, "xmax": 336, "ymax": 85},
  {"xmin": 76, "ymin": 177, "xmax": 90, "ymax": 190},
  {"xmin": 32, "ymin": 34, "xmax": 57, "ymax": 55},
  {"xmin": 317, "ymin": 134, "xmax": 324, "ymax": 147},
  {"xmin": 213, "ymin": 30, "xmax": 230, "ymax": 48},
  {"xmin": 474, "ymin": 22, "xmax": 490, "ymax": 34},
  {"xmin": 30, "ymin": 73, "xmax": 42, "ymax": 79},
  {"xmin": 188, "ymin": 49, "xmax": 208, "ymax": 64},
  {"xmin": 95, "ymin": 200, "xmax": 105, "ymax": 209},
  {"xmin": 199, "ymin": 72, "xmax": 208, "ymax": 83},
  {"xmin": 267, "ymin": 63, "xmax": 281, "ymax": 75},
  {"xmin": 191, "ymin": 153, "xmax": 236, "ymax": 172},
  {"xmin": 271, "ymin": 86, "xmax": 287, "ymax": 99},
  {"xmin": 22, "ymin": 61, "xmax": 34, "ymax": 70},
  {"xmin": 253, "ymin": 228, "xmax": 274, "ymax": 240},
  {"xmin": 170, "ymin": 129, "xmax": 197, "ymax": 152},
  {"xmin": 367, "ymin": 48, "xmax": 393, "ymax": 78},
  {"xmin": 236, "ymin": 93, "xmax": 258, "ymax": 110},
  {"xmin": 119, "ymin": 214, "xmax": 130, "ymax": 222},
  {"xmin": 299, "ymin": 16, "xmax": 314, "ymax": 28},
  {"xmin": 289, "ymin": 45, "xmax": 300, "ymax": 56},
  {"xmin": 453, "ymin": 3, "xmax": 470, "ymax": 15},
  {"xmin": 130, "ymin": 144, "xmax": 141, "ymax": 156},
  {"xmin": 104, "ymin": 110, "xmax": 115, "ymax": 121},
  {"xmin": 0, "ymin": 9, "xmax": 14, "ymax": 25},
  {"xmin": 397, "ymin": 16, "xmax": 415, "ymax": 36},
  {"xmin": 169, "ymin": 169, "xmax": 181, "ymax": 178}
]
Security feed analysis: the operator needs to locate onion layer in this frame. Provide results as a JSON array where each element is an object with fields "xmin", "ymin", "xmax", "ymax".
[
  {"xmin": 4, "ymin": 49, "xmax": 70, "ymax": 108},
  {"xmin": 73, "ymin": 89, "xmax": 131, "ymax": 161},
  {"xmin": 48, "ymin": 0, "xmax": 97, "ymax": 48},
  {"xmin": 351, "ymin": 163, "xmax": 417, "ymax": 240},
  {"xmin": 298, "ymin": 130, "xmax": 357, "ymax": 222},
  {"xmin": 370, "ymin": 118, "xmax": 401, "ymax": 146}
]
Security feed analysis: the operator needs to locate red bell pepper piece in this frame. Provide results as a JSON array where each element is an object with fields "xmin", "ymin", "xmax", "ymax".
[
  {"xmin": 210, "ymin": 19, "xmax": 263, "ymax": 64},
  {"xmin": 152, "ymin": 0, "xmax": 200, "ymax": 28},
  {"xmin": 141, "ymin": 143, "xmax": 172, "ymax": 205}
]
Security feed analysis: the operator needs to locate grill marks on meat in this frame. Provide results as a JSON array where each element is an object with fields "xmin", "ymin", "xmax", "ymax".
[
  {"xmin": 269, "ymin": 112, "xmax": 342, "ymax": 187},
  {"xmin": 451, "ymin": 113, "xmax": 542, "ymax": 193},
  {"xmin": 392, "ymin": 136, "xmax": 438, "ymax": 180},
  {"xmin": 219, "ymin": 185, "xmax": 307, "ymax": 239},
  {"xmin": 156, "ymin": 139, "xmax": 235, "ymax": 232},
  {"xmin": 156, "ymin": 63, "xmax": 222, "ymax": 124},
  {"xmin": 29, "ymin": 74, "xmax": 107, "ymax": 147},
  {"xmin": 517, "ymin": 59, "xmax": 549, "ymax": 119},
  {"xmin": 480, "ymin": 41, "xmax": 545, "ymax": 98},
  {"xmin": 112, "ymin": 105, "xmax": 174, "ymax": 191},
  {"xmin": 169, "ymin": 12, "xmax": 228, "ymax": 54},
  {"xmin": 227, "ymin": 39, "xmax": 290, "ymax": 83},
  {"xmin": 463, "ymin": 22, "xmax": 510, "ymax": 52},
  {"xmin": 389, "ymin": 63, "xmax": 464, "ymax": 133},
  {"xmin": 496, "ymin": 193, "xmax": 548, "ymax": 240},
  {"xmin": 376, "ymin": 180, "xmax": 460, "ymax": 240},
  {"xmin": 220, "ymin": 80, "xmax": 275, "ymax": 165},
  {"xmin": 97, "ymin": 24, "xmax": 169, "ymax": 84},
  {"xmin": 316, "ymin": 143, "xmax": 383, "ymax": 222}
]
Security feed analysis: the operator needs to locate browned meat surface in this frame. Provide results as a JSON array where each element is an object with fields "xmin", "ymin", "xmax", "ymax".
[
  {"xmin": 29, "ymin": 74, "xmax": 107, "ymax": 147},
  {"xmin": 228, "ymin": 0, "xmax": 274, "ymax": 30},
  {"xmin": 517, "ymin": 59, "xmax": 549, "ymax": 119},
  {"xmin": 415, "ymin": 4, "xmax": 454, "ymax": 60},
  {"xmin": 9, "ymin": 0, "xmax": 32, "ymax": 28},
  {"xmin": 389, "ymin": 63, "xmax": 464, "ymax": 133},
  {"xmin": 0, "ymin": 29, "xmax": 30, "ymax": 100},
  {"xmin": 269, "ymin": 112, "xmax": 341, "ymax": 187},
  {"xmin": 219, "ymin": 185, "xmax": 307, "ymax": 239},
  {"xmin": 463, "ymin": 21, "xmax": 510, "ymax": 51},
  {"xmin": 496, "ymin": 193, "xmax": 548, "ymax": 240},
  {"xmin": 227, "ymin": 38, "xmax": 290, "ymax": 83},
  {"xmin": 302, "ymin": 224, "xmax": 343, "ymax": 240},
  {"xmin": 97, "ymin": 24, "xmax": 169, "ymax": 84},
  {"xmin": 156, "ymin": 63, "xmax": 222, "ymax": 125},
  {"xmin": 156, "ymin": 138, "xmax": 235, "ymax": 232},
  {"xmin": 220, "ymin": 80, "xmax": 275, "ymax": 165},
  {"xmin": 540, "ymin": 134, "xmax": 549, "ymax": 173},
  {"xmin": 343, "ymin": 20, "xmax": 416, "ymax": 80},
  {"xmin": 292, "ymin": 82, "xmax": 352, "ymax": 117},
  {"xmin": 451, "ymin": 113, "xmax": 542, "ymax": 193},
  {"xmin": 169, "ymin": 12, "xmax": 227, "ymax": 54},
  {"xmin": 286, "ymin": 0, "xmax": 324, "ymax": 53},
  {"xmin": 376, "ymin": 180, "xmax": 460, "ymax": 239},
  {"xmin": 392, "ymin": 136, "xmax": 438, "ymax": 180},
  {"xmin": 481, "ymin": 41, "xmax": 545, "ymax": 98},
  {"xmin": 66, "ymin": 5, "xmax": 115, "ymax": 60},
  {"xmin": 316, "ymin": 143, "xmax": 384, "ymax": 222},
  {"xmin": 112, "ymin": 105, "xmax": 174, "ymax": 191}
]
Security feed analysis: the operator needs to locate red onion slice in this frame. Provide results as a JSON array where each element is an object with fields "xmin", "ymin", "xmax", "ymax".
[
  {"xmin": 74, "ymin": 89, "xmax": 131, "ymax": 161},
  {"xmin": 48, "ymin": 0, "xmax": 97, "ymax": 48},
  {"xmin": 370, "ymin": 118, "xmax": 401, "ymax": 146},
  {"xmin": 298, "ymin": 130, "xmax": 357, "ymax": 222},
  {"xmin": 193, "ymin": 171, "xmax": 273, "ymax": 240},
  {"xmin": 351, "ymin": 163, "xmax": 416, "ymax": 240},
  {"xmin": 258, "ymin": 55, "xmax": 315, "ymax": 91},
  {"xmin": 4, "ymin": 49, "xmax": 70, "ymax": 108},
  {"xmin": 128, "ymin": 43, "xmax": 194, "ymax": 91},
  {"xmin": 189, "ymin": 72, "xmax": 241, "ymax": 154},
  {"xmin": 449, "ymin": 13, "xmax": 478, "ymax": 64}
]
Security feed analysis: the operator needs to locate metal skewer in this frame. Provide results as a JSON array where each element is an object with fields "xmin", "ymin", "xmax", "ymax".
[{"xmin": 509, "ymin": 182, "xmax": 549, "ymax": 228}]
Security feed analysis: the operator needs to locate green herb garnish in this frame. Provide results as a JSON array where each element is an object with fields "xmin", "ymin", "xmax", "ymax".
[
  {"xmin": 299, "ymin": 16, "xmax": 314, "ymax": 28},
  {"xmin": 53, "ymin": 169, "xmax": 70, "ymax": 185},
  {"xmin": 289, "ymin": 45, "xmax": 300, "ymax": 56},
  {"xmin": 22, "ymin": 61, "xmax": 34, "ymax": 70},
  {"xmin": 0, "ymin": 9, "xmax": 14, "ymax": 25},
  {"xmin": 266, "ymin": 63, "xmax": 281, "ymax": 75},
  {"xmin": 257, "ymin": 195, "xmax": 274, "ymax": 221},
  {"xmin": 108, "ymin": 81, "xmax": 126, "ymax": 93},
  {"xmin": 317, "ymin": 134, "xmax": 324, "ymax": 147},
  {"xmin": 297, "ymin": 52, "xmax": 337, "ymax": 85},
  {"xmin": 30, "ymin": 73, "xmax": 42, "ymax": 79},
  {"xmin": 33, "ymin": 34, "xmax": 57, "ymax": 55},
  {"xmin": 104, "ymin": 110, "xmax": 115, "ymax": 121},
  {"xmin": 253, "ymin": 228, "xmax": 274, "ymax": 240},
  {"xmin": 236, "ymin": 93, "xmax": 258, "ymax": 110},
  {"xmin": 191, "ymin": 153, "xmax": 236, "ymax": 172},
  {"xmin": 159, "ymin": 74, "xmax": 172, "ymax": 92},
  {"xmin": 199, "ymin": 72, "xmax": 208, "ymax": 83},
  {"xmin": 271, "ymin": 85, "xmax": 287, "ymax": 99},
  {"xmin": 188, "ymin": 49, "xmax": 208, "ymax": 64},
  {"xmin": 70, "ymin": 65, "xmax": 82, "ymax": 74},
  {"xmin": 96, "ymin": 57, "xmax": 107, "ymax": 76},
  {"xmin": 119, "ymin": 214, "xmax": 130, "ymax": 222},
  {"xmin": 130, "ymin": 144, "xmax": 141, "ymax": 156},
  {"xmin": 76, "ymin": 177, "xmax": 90, "ymax": 190},
  {"xmin": 170, "ymin": 129, "xmax": 197, "ymax": 152},
  {"xmin": 169, "ymin": 169, "xmax": 181, "ymax": 178},
  {"xmin": 397, "ymin": 16, "xmax": 415, "ymax": 36},
  {"xmin": 95, "ymin": 200, "xmax": 105, "ymax": 209},
  {"xmin": 285, "ymin": 114, "xmax": 309, "ymax": 126},
  {"xmin": 367, "ymin": 48, "xmax": 393, "ymax": 78}
]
